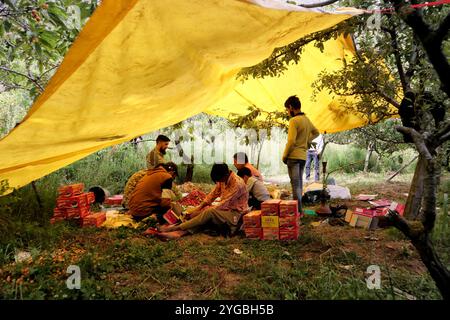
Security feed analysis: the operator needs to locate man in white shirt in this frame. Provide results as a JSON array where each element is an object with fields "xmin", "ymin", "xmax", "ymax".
[{"xmin": 305, "ymin": 134, "xmax": 323, "ymax": 182}]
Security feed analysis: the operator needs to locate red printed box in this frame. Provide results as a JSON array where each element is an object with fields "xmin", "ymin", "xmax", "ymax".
[
  {"xmin": 104, "ymin": 195, "xmax": 124, "ymax": 206},
  {"xmin": 279, "ymin": 215, "xmax": 300, "ymax": 228},
  {"xmin": 66, "ymin": 206, "xmax": 90, "ymax": 219},
  {"xmin": 50, "ymin": 216, "xmax": 66, "ymax": 224},
  {"xmin": 279, "ymin": 228, "xmax": 300, "ymax": 240},
  {"xmin": 354, "ymin": 207, "xmax": 376, "ymax": 217},
  {"xmin": 81, "ymin": 212, "xmax": 106, "ymax": 227},
  {"xmin": 244, "ymin": 227, "xmax": 262, "ymax": 239},
  {"xmin": 243, "ymin": 210, "xmax": 262, "ymax": 228},
  {"xmin": 163, "ymin": 209, "xmax": 180, "ymax": 225},
  {"xmin": 58, "ymin": 183, "xmax": 84, "ymax": 198},
  {"xmin": 279, "ymin": 200, "xmax": 299, "ymax": 217},
  {"xmin": 56, "ymin": 194, "xmax": 88, "ymax": 209},
  {"xmin": 262, "ymin": 228, "xmax": 279, "ymax": 240},
  {"xmin": 85, "ymin": 192, "xmax": 95, "ymax": 204},
  {"xmin": 53, "ymin": 207, "xmax": 66, "ymax": 218},
  {"xmin": 261, "ymin": 200, "xmax": 281, "ymax": 216}
]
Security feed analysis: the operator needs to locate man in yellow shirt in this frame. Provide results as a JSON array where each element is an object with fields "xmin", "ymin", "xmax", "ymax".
[{"xmin": 282, "ymin": 95, "xmax": 320, "ymax": 212}]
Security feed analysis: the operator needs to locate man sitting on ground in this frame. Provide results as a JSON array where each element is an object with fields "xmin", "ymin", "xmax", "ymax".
[
  {"xmin": 237, "ymin": 167, "xmax": 270, "ymax": 210},
  {"xmin": 122, "ymin": 169, "xmax": 147, "ymax": 209},
  {"xmin": 157, "ymin": 163, "xmax": 249, "ymax": 240},
  {"xmin": 233, "ymin": 152, "xmax": 263, "ymax": 181},
  {"xmin": 128, "ymin": 162, "xmax": 181, "ymax": 223}
]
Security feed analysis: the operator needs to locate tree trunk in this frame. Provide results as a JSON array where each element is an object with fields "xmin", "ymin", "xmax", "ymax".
[
  {"xmin": 364, "ymin": 141, "xmax": 374, "ymax": 173},
  {"xmin": 174, "ymin": 138, "xmax": 195, "ymax": 183},
  {"xmin": 256, "ymin": 139, "xmax": 265, "ymax": 170},
  {"xmin": 185, "ymin": 156, "xmax": 194, "ymax": 182},
  {"xmin": 404, "ymin": 155, "xmax": 426, "ymax": 220},
  {"xmin": 410, "ymin": 234, "xmax": 450, "ymax": 300}
]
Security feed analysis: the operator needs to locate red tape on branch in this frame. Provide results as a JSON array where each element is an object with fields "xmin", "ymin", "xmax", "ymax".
[{"xmin": 366, "ymin": 0, "xmax": 450, "ymax": 14}]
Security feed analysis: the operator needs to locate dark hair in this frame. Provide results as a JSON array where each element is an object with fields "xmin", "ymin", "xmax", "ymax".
[
  {"xmin": 210, "ymin": 163, "xmax": 230, "ymax": 183},
  {"xmin": 284, "ymin": 95, "xmax": 301, "ymax": 110},
  {"xmin": 237, "ymin": 167, "xmax": 252, "ymax": 178},
  {"xmin": 233, "ymin": 152, "xmax": 248, "ymax": 164},
  {"xmin": 159, "ymin": 162, "xmax": 178, "ymax": 177},
  {"xmin": 156, "ymin": 135, "xmax": 170, "ymax": 143}
]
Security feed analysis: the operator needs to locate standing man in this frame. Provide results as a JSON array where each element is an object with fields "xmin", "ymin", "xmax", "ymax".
[
  {"xmin": 305, "ymin": 134, "xmax": 324, "ymax": 183},
  {"xmin": 147, "ymin": 134, "xmax": 170, "ymax": 169},
  {"xmin": 282, "ymin": 95, "xmax": 320, "ymax": 212},
  {"xmin": 233, "ymin": 152, "xmax": 263, "ymax": 181}
]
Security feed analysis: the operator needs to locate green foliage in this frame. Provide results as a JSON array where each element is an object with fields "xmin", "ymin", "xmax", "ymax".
[{"xmin": 0, "ymin": 0, "xmax": 98, "ymax": 116}]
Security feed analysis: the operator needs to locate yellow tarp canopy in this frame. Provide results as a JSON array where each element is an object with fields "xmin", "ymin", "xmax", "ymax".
[{"xmin": 0, "ymin": 0, "xmax": 363, "ymax": 191}]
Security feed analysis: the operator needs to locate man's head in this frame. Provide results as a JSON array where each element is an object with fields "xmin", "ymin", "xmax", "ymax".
[
  {"xmin": 210, "ymin": 163, "xmax": 230, "ymax": 183},
  {"xmin": 284, "ymin": 95, "xmax": 301, "ymax": 117},
  {"xmin": 233, "ymin": 152, "xmax": 248, "ymax": 170},
  {"xmin": 159, "ymin": 162, "xmax": 178, "ymax": 179},
  {"xmin": 156, "ymin": 135, "xmax": 170, "ymax": 154},
  {"xmin": 237, "ymin": 167, "xmax": 252, "ymax": 183}
]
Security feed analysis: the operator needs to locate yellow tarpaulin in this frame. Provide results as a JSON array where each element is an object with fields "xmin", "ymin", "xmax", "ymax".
[{"xmin": 0, "ymin": 0, "xmax": 362, "ymax": 191}]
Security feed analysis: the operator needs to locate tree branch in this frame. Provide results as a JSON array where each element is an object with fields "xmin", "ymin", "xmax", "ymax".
[
  {"xmin": 382, "ymin": 23, "xmax": 408, "ymax": 92},
  {"xmin": 395, "ymin": 126, "xmax": 432, "ymax": 160},
  {"xmin": 0, "ymin": 66, "xmax": 44, "ymax": 92},
  {"xmin": 298, "ymin": 0, "xmax": 339, "ymax": 8},
  {"xmin": 436, "ymin": 12, "xmax": 450, "ymax": 43}
]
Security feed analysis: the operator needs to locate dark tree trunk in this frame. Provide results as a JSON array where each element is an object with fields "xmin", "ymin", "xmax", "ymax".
[
  {"xmin": 364, "ymin": 141, "xmax": 374, "ymax": 173},
  {"xmin": 404, "ymin": 156, "xmax": 425, "ymax": 220},
  {"xmin": 174, "ymin": 138, "xmax": 195, "ymax": 183}
]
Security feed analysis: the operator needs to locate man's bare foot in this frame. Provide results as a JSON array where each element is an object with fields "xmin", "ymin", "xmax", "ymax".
[
  {"xmin": 156, "ymin": 230, "xmax": 188, "ymax": 241},
  {"xmin": 158, "ymin": 224, "xmax": 178, "ymax": 232}
]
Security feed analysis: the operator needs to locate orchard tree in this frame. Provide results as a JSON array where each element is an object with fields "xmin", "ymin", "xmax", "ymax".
[
  {"xmin": 239, "ymin": 0, "xmax": 449, "ymax": 298},
  {"xmin": 0, "ymin": 0, "xmax": 98, "ymax": 103}
]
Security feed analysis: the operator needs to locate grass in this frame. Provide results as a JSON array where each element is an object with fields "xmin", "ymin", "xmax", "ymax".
[{"xmin": 0, "ymin": 142, "xmax": 448, "ymax": 300}]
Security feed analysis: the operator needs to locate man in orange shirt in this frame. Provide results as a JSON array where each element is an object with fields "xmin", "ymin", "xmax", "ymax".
[
  {"xmin": 157, "ymin": 163, "xmax": 249, "ymax": 240},
  {"xmin": 128, "ymin": 162, "xmax": 179, "ymax": 223},
  {"xmin": 233, "ymin": 152, "xmax": 263, "ymax": 181}
]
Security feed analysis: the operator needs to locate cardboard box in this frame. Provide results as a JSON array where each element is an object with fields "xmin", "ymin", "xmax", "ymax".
[
  {"xmin": 50, "ymin": 216, "xmax": 66, "ymax": 224},
  {"xmin": 261, "ymin": 199, "xmax": 281, "ymax": 216},
  {"xmin": 354, "ymin": 207, "xmax": 376, "ymax": 217},
  {"xmin": 81, "ymin": 212, "xmax": 106, "ymax": 227},
  {"xmin": 279, "ymin": 228, "xmax": 299, "ymax": 240},
  {"xmin": 58, "ymin": 183, "xmax": 84, "ymax": 198},
  {"xmin": 53, "ymin": 207, "xmax": 67, "ymax": 218},
  {"xmin": 66, "ymin": 206, "xmax": 90, "ymax": 219},
  {"xmin": 279, "ymin": 200, "xmax": 298, "ymax": 217},
  {"xmin": 163, "ymin": 209, "xmax": 180, "ymax": 225},
  {"xmin": 56, "ymin": 194, "xmax": 88, "ymax": 209},
  {"xmin": 349, "ymin": 213, "xmax": 377, "ymax": 230},
  {"xmin": 243, "ymin": 210, "xmax": 262, "ymax": 228},
  {"xmin": 262, "ymin": 228, "xmax": 279, "ymax": 240},
  {"xmin": 344, "ymin": 209, "xmax": 353, "ymax": 223},
  {"xmin": 104, "ymin": 195, "xmax": 124, "ymax": 206},
  {"xmin": 261, "ymin": 216, "xmax": 279, "ymax": 228},
  {"xmin": 279, "ymin": 215, "xmax": 300, "ymax": 228},
  {"xmin": 244, "ymin": 227, "xmax": 262, "ymax": 239},
  {"xmin": 85, "ymin": 192, "xmax": 96, "ymax": 204}
]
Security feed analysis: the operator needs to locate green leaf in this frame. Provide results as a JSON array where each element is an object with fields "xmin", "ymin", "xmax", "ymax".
[
  {"xmin": 39, "ymin": 30, "xmax": 58, "ymax": 49},
  {"xmin": 3, "ymin": 0, "xmax": 16, "ymax": 10}
]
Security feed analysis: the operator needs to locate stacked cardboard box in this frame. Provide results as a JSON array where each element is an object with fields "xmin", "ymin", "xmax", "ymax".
[
  {"xmin": 261, "ymin": 200, "xmax": 281, "ymax": 240},
  {"xmin": 51, "ymin": 183, "xmax": 97, "ymax": 225},
  {"xmin": 243, "ymin": 210, "xmax": 262, "ymax": 239},
  {"xmin": 81, "ymin": 212, "xmax": 106, "ymax": 228},
  {"xmin": 279, "ymin": 200, "xmax": 300, "ymax": 240},
  {"xmin": 243, "ymin": 200, "xmax": 301, "ymax": 240}
]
